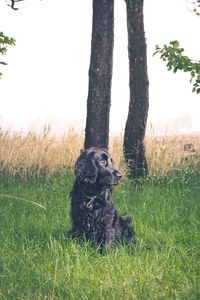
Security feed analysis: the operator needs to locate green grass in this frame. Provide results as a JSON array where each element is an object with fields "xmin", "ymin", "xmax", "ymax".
[{"xmin": 0, "ymin": 171, "xmax": 200, "ymax": 299}]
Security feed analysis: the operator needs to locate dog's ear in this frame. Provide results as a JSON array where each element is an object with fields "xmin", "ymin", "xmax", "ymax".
[{"xmin": 75, "ymin": 149, "xmax": 98, "ymax": 184}]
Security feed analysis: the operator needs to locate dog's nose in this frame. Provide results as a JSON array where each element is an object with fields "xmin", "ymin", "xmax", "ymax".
[
  {"xmin": 113, "ymin": 170, "xmax": 122, "ymax": 179},
  {"xmin": 117, "ymin": 172, "xmax": 122, "ymax": 179}
]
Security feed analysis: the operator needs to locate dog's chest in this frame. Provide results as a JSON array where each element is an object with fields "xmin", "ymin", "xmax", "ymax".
[{"xmin": 80, "ymin": 202, "xmax": 113, "ymax": 231}]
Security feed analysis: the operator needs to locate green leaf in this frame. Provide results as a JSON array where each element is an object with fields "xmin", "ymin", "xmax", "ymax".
[
  {"xmin": 173, "ymin": 66, "xmax": 178, "ymax": 73},
  {"xmin": 153, "ymin": 50, "xmax": 160, "ymax": 57},
  {"xmin": 0, "ymin": 31, "xmax": 15, "ymax": 79},
  {"xmin": 192, "ymin": 87, "xmax": 196, "ymax": 93},
  {"xmin": 170, "ymin": 40, "xmax": 179, "ymax": 48},
  {"xmin": 191, "ymin": 71, "xmax": 195, "ymax": 78}
]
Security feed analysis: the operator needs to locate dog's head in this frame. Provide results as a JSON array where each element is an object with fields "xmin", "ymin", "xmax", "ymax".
[{"xmin": 75, "ymin": 147, "xmax": 122, "ymax": 186}]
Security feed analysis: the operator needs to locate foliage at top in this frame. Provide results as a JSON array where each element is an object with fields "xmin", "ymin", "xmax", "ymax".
[
  {"xmin": 0, "ymin": 31, "xmax": 16, "ymax": 78},
  {"xmin": 154, "ymin": 40, "xmax": 200, "ymax": 94}
]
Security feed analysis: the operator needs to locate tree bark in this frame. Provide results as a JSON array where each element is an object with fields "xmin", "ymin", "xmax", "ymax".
[
  {"xmin": 123, "ymin": 0, "xmax": 149, "ymax": 178},
  {"xmin": 84, "ymin": 0, "xmax": 114, "ymax": 149}
]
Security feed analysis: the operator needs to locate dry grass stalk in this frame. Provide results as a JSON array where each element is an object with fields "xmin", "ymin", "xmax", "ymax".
[{"xmin": 0, "ymin": 128, "xmax": 199, "ymax": 181}]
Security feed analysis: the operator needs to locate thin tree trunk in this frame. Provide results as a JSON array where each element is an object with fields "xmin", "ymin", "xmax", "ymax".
[
  {"xmin": 124, "ymin": 0, "xmax": 149, "ymax": 178},
  {"xmin": 84, "ymin": 0, "xmax": 114, "ymax": 149}
]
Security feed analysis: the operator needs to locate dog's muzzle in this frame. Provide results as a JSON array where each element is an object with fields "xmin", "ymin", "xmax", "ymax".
[{"xmin": 112, "ymin": 169, "xmax": 122, "ymax": 184}]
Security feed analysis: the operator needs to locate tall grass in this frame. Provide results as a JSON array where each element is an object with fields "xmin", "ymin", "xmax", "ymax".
[
  {"xmin": 0, "ymin": 128, "xmax": 83, "ymax": 182},
  {"xmin": 0, "ymin": 127, "xmax": 200, "ymax": 182}
]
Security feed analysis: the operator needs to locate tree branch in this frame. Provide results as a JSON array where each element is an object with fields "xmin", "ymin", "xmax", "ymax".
[{"xmin": 8, "ymin": 0, "xmax": 25, "ymax": 10}]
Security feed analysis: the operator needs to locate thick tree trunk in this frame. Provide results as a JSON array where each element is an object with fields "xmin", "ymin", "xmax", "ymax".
[
  {"xmin": 123, "ymin": 0, "xmax": 149, "ymax": 178},
  {"xmin": 84, "ymin": 0, "xmax": 114, "ymax": 150}
]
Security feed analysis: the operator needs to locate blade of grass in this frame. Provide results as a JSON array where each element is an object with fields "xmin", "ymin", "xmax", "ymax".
[{"xmin": 0, "ymin": 193, "xmax": 47, "ymax": 210}]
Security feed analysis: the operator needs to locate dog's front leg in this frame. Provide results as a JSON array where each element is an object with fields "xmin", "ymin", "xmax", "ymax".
[
  {"xmin": 99, "ymin": 227, "xmax": 115, "ymax": 254},
  {"xmin": 104, "ymin": 225, "xmax": 115, "ymax": 250}
]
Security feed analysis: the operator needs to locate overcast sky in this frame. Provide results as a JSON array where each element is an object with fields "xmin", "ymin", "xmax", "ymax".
[{"xmin": 0, "ymin": 0, "xmax": 200, "ymax": 135}]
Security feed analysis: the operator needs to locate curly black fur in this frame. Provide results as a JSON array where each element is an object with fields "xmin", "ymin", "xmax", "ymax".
[{"xmin": 69, "ymin": 147, "xmax": 136, "ymax": 251}]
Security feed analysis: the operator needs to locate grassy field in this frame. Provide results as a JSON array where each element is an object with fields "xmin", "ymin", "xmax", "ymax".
[{"xmin": 0, "ymin": 130, "xmax": 200, "ymax": 299}]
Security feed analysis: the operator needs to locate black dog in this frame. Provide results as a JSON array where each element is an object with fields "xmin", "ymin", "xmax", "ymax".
[{"xmin": 69, "ymin": 147, "xmax": 136, "ymax": 251}]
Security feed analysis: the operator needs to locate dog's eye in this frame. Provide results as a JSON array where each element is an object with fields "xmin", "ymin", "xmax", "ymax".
[{"xmin": 100, "ymin": 159, "xmax": 107, "ymax": 167}]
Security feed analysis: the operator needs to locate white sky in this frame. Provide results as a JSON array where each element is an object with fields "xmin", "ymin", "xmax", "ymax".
[{"xmin": 0, "ymin": 0, "xmax": 200, "ymax": 135}]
